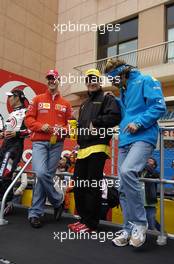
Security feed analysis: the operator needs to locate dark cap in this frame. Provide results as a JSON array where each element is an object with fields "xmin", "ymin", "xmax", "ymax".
[{"xmin": 6, "ymin": 89, "xmax": 26, "ymax": 102}]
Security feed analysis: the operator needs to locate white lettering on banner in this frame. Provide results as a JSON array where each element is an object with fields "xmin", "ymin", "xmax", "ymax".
[{"xmin": 163, "ymin": 130, "xmax": 174, "ymax": 139}]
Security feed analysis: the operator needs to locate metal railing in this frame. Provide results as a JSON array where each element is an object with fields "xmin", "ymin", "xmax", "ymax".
[
  {"xmin": 0, "ymin": 156, "xmax": 32, "ymax": 225},
  {"xmin": 55, "ymin": 127, "xmax": 174, "ymax": 246},
  {"xmin": 0, "ymin": 127, "xmax": 174, "ymax": 246},
  {"xmin": 157, "ymin": 127, "xmax": 174, "ymax": 244},
  {"xmin": 74, "ymin": 40, "xmax": 174, "ymax": 75}
]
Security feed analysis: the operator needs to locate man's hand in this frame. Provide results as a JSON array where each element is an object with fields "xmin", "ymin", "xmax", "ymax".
[
  {"xmin": 41, "ymin": 123, "xmax": 51, "ymax": 133},
  {"xmin": 4, "ymin": 131, "xmax": 16, "ymax": 139},
  {"xmin": 123, "ymin": 123, "xmax": 139, "ymax": 134}
]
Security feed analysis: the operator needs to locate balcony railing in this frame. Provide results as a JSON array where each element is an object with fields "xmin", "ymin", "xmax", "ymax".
[
  {"xmin": 74, "ymin": 40, "xmax": 174, "ymax": 75},
  {"xmin": 160, "ymin": 111, "xmax": 174, "ymax": 121}
]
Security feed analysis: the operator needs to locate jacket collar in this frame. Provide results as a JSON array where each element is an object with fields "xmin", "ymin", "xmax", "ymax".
[
  {"xmin": 128, "ymin": 69, "xmax": 141, "ymax": 80},
  {"xmin": 46, "ymin": 89, "xmax": 60, "ymax": 99},
  {"xmin": 88, "ymin": 88, "xmax": 103, "ymax": 99}
]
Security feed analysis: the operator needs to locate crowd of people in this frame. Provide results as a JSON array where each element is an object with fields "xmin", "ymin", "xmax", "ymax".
[{"xmin": 0, "ymin": 59, "xmax": 166, "ymax": 248}]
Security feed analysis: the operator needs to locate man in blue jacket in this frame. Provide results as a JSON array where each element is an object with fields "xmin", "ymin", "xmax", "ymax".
[{"xmin": 104, "ymin": 59, "xmax": 166, "ymax": 248}]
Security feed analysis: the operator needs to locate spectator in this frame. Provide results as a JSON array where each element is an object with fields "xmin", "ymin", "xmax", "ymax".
[
  {"xmin": 68, "ymin": 151, "xmax": 77, "ymax": 173},
  {"xmin": 57, "ymin": 157, "xmax": 70, "ymax": 172},
  {"xmin": 68, "ymin": 68, "xmax": 120, "ymax": 233},
  {"xmin": 171, "ymin": 160, "xmax": 174, "ymax": 168},
  {"xmin": 105, "ymin": 59, "xmax": 166, "ymax": 247},
  {"xmin": 140, "ymin": 157, "xmax": 160, "ymax": 230},
  {"xmin": 25, "ymin": 69, "xmax": 72, "ymax": 228}
]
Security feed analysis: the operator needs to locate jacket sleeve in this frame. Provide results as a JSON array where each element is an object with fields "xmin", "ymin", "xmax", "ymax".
[
  {"xmin": 92, "ymin": 95, "xmax": 121, "ymax": 128},
  {"xmin": 24, "ymin": 97, "xmax": 43, "ymax": 132},
  {"xmin": 16, "ymin": 124, "xmax": 30, "ymax": 138},
  {"xmin": 134, "ymin": 76, "xmax": 166, "ymax": 128}
]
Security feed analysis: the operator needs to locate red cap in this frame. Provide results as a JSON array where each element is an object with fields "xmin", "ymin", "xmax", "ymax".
[{"xmin": 46, "ymin": 69, "xmax": 59, "ymax": 79}]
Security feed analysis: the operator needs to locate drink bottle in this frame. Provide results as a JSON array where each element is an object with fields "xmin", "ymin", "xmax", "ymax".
[
  {"xmin": 50, "ymin": 125, "xmax": 60, "ymax": 145},
  {"xmin": 68, "ymin": 120, "xmax": 77, "ymax": 140},
  {"xmin": 50, "ymin": 133, "xmax": 57, "ymax": 145}
]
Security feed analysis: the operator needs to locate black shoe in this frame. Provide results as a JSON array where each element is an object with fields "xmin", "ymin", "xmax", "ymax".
[
  {"xmin": 54, "ymin": 203, "xmax": 64, "ymax": 221},
  {"xmin": 29, "ymin": 217, "xmax": 42, "ymax": 228}
]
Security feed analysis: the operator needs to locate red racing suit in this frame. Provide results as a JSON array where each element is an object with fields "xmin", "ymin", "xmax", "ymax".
[{"xmin": 25, "ymin": 90, "xmax": 72, "ymax": 142}]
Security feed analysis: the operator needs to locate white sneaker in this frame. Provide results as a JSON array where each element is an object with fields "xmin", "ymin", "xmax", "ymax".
[
  {"xmin": 129, "ymin": 224, "xmax": 148, "ymax": 248},
  {"xmin": 112, "ymin": 230, "xmax": 130, "ymax": 247}
]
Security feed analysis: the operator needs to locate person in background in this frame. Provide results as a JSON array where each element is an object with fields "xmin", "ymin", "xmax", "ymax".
[
  {"xmin": 171, "ymin": 160, "xmax": 174, "ymax": 169},
  {"xmin": 57, "ymin": 157, "xmax": 70, "ymax": 173},
  {"xmin": 25, "ymin": 69, "xmax": 72, "ymax": 228},
  {"xmin": 68, "ymin": 150, "xmax": 77, "ymax": 173},
  {"xmin": 105, "ymin": 59, "xmax": 166, "ymax": 247},
  {"xmin": 0, "ymin": 90, "xmax": 28, "ymax": 207},
  {"xmin": 171, "ymin": 160, "xmax": 174, "ymax": 183},
  {"xmin": 140, "ymin": 157, "xmax": 160, "ymax": 230}
]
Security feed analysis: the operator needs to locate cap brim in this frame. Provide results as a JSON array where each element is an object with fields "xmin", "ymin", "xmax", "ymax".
[{"xmin": 6, "ymin": 92, "xmax": 13, "ymax": 96}]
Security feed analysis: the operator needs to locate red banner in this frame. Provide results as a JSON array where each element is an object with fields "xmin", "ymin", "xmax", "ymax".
[{"xmin": 0, "ymin": 69, "xmax": 116, "ymax": 174}]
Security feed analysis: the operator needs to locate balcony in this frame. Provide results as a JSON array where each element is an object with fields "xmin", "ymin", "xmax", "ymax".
[
  {"xmin": 69, "ymin": 40, "xmax": 174, "ymax": 102},
  {"xmin": 74, "ymin": 40, "xmax": 174, "ymax": 76}
]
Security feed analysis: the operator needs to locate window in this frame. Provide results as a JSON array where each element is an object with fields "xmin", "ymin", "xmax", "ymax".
[
  {"xmin": 166, "ymin": 5, "xmax": 174, "ymax": 61},
  {"xmin": 107, "ymin": 45, "xmax": 117, "ymax": 57},
  {"xmin": 97, "ymin": 18, "xmax": 138, "ymax": 64}
]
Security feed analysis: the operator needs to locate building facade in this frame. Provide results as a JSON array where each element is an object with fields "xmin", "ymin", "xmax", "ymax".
[
  {"xmin": 0, "ymin": 0, "xmax": 174, "ymax": 113},
  {"xmin": 56, "ymin": 0, "xmax": 174, "ymax": 116},
  {"xmin": 0, "ymin": 0, "xmax": 58, "ymax": 84}
]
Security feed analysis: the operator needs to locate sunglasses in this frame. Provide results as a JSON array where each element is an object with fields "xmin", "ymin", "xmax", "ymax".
[
  {"xmin": 47, "ymin": 76, "xmax": 56, "ymax": 81},
  {"xmin": 8, "ymin": 95, "xmax": 16, "ymax": 98}
]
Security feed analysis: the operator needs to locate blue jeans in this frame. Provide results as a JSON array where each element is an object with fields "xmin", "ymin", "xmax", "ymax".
[
  {"xmin": 145, "ymin": 206, "xmax": 156, "ymax": 230},
  {"xmin": 28, "ymin": 141, "xmax": 64, "ymax": 218},
  {"xmin": 118, "ymin": 141, "xmax": 154, "ymax": 234}
]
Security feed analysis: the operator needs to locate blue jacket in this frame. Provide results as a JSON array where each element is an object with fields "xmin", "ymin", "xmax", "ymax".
[{"xmin": 117, "ymin": 70, "xmax": 166, "ymax": 147}]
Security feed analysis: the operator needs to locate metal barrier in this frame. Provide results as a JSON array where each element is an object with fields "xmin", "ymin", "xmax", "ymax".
[
  {"xmin": 54, "ymin": 170, "xmax": 174, "ymax": 246},
  {"xmin": 0, "ymin": 127, "xmax": 174, "ymax": 246},
  {"xmin": 0, "ymin": 156, "xmax": 32, "ymax": 226},
  {"xmin": 157, "ymin": 126, "xmax": 174, "ymax": 245},
  {"xmin": 55, "ymin": 127, "xmax": 174, "ymax": 246}
]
